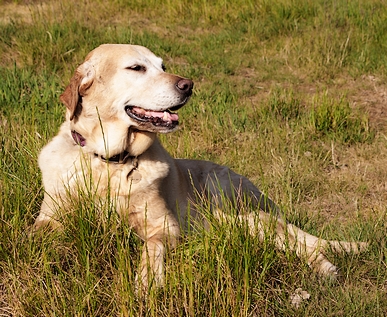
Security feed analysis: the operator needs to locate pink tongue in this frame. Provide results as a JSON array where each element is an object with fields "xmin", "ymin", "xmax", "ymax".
[{"xmin": 132, "ymin": 107, "xmax": 178, "ymax": 121}]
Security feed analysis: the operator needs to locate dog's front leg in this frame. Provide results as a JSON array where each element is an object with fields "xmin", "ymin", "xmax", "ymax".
[
  {"xmin": 138, "ymin": 234, "xmax": 166, "ymax": 288},
  {"xmin": 134, "ymin": 214, "xmax": 180, "ymax": 291},
  {"xmin": 34, "ymin": 193, "xmax": 64, "ymax": 231}
]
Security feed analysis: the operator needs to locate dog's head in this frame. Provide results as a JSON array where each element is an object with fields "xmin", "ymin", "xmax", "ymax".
[{"xmin": 60, "ymin": 44, "xmax": 193, "ymax": 157}]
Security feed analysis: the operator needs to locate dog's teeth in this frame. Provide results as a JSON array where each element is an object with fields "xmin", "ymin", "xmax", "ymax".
[{"xmin": 163, "ymin": 111, "xmax": 170, "ymax": 122}]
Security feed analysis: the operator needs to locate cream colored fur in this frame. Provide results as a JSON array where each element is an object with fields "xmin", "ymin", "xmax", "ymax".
[{"xmin": 34, "ymin": 44, "xmax": 367, "ymax": 290}]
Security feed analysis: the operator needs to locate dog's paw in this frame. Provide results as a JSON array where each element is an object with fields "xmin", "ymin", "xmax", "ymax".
[
  {"xmin": 134, "ymin": 262, "xmax": 164, "ymax": 297},
  {"xmin": 307, "ymin": 251, "xmax": 339, "ymax": 280},
  {"xmin": 33, "ymin": 213, "xmax": 62, "ymax": 231}
]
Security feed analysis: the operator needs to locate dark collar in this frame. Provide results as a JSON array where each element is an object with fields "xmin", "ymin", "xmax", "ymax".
[
  {"xmin": 94, "ymin": 151, "xmax": 133, "ymax": 164},
  {"xmin": 71, "ymin": 130, "xmax": 136, "ymax": 165}
]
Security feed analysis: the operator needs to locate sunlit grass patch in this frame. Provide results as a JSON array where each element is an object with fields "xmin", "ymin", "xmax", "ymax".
[
  {"xmin": 1, "ymin": 0, "xmax": 387, "ymax": 315},
  {"xmin": 310, "ymin": 94, "xmax": 373, "ymax": 144}
]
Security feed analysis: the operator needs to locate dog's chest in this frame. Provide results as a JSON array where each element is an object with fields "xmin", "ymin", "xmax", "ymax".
[{"xmin": 71, "ymin": 156, "xmax": 170, "ymax": 198}]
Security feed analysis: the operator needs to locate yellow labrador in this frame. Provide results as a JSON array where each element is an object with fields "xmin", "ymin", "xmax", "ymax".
[{"xmin": 35, "ymin": 44, "xmax": 367, "ymax": 288}]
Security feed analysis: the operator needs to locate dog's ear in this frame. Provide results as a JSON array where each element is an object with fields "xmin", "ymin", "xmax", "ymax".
[
  {"xmin": 60, "ymin": 61, "xmax": 95, "ymax": 120},
  {"xmin": 128, "ymin": 130, "xmax": 156, "ymax": 156}
]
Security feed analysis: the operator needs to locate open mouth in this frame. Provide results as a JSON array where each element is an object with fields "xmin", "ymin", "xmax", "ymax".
[{"xmin": 125, "ymin": 106, "xmax": 180, "ymax": 131}]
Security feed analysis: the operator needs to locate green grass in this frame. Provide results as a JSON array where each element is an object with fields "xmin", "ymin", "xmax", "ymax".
[{"xmin": 1, "ymin": 0, "xmax": 387, "ymax": 315}]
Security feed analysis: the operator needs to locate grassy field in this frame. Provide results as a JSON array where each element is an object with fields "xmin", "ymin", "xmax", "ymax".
[{"xmin": 1, "ymin": 0, "xmax": 387, "ymax": 315}]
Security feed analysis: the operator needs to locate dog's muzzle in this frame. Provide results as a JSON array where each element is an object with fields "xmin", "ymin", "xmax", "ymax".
[{"xmin": 125, "ymin": 78, "xmax": 193, "ymax": 133}]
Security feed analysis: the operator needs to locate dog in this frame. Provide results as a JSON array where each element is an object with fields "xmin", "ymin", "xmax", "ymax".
[{"xmin": 34, "ymin": 44, "xmax": 367, "ymax": 289}]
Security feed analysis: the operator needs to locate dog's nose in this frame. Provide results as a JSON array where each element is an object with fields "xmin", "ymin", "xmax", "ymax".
[{"xmin": 176, "ymin": 78, "xmax": 194, "ymax": 95}]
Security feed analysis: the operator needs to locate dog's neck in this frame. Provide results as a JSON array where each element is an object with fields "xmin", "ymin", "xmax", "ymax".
[{"xmin": 71, "ymin": 130, "xmax": 136, "ymax": 164}]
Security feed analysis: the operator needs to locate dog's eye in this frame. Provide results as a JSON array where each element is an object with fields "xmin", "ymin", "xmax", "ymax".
[{"xmin": 126, "ymin": 65, "xmax": 146, "ymax": 72}]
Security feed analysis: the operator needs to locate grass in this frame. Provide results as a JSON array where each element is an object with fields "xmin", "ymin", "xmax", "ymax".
[{"xmin": 1, "ymin": 0, "xmax": 387, "ymax": 315}]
